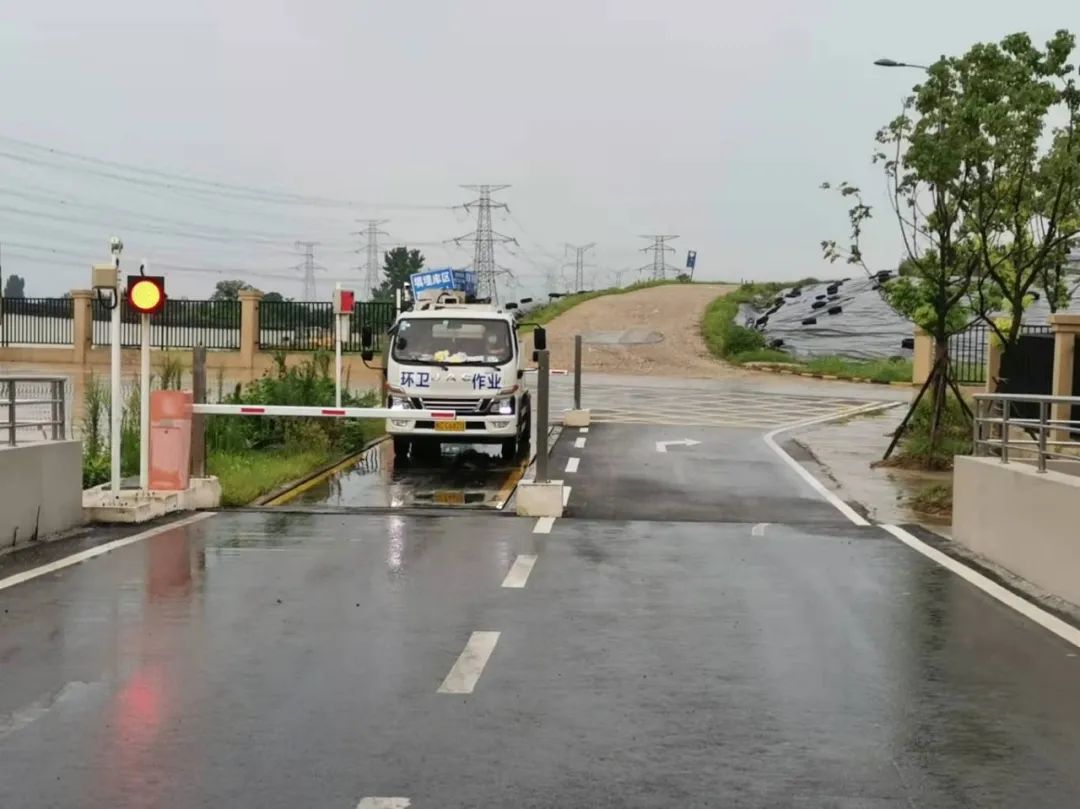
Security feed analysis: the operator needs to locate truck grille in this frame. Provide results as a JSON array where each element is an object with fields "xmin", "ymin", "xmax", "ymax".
[{"xmin": 419, "ymin": 398, "xmax": 486, "ymax": 414}]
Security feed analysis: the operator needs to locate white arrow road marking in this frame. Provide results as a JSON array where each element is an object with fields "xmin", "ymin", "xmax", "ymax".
[
  {"xmin": 751, "ymin": 523, "xmax": 770, "ymax": 536},
  {"xmin": 438, "ymin": 631, "xmax": 501, "ymax": 694},
  {"xmin": 655, "ymin": 439, "xmax": 702, "ymax": 453}
]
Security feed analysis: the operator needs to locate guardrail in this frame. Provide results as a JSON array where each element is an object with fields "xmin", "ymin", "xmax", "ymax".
[
  {"xmin": 1, "ymin": 376, "xmax": 68, "ymax": 446},
  {"xmin": 973, "ymin": 392, "xmax": 1080, "ymax": 473}
]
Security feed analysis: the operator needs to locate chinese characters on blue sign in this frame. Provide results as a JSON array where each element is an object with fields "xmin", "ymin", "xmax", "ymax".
[
  {"xmin": 409, "ymin": 269, "xmax": 478, "ymax": 297},
  {"xmin": 686, "ymin": 250, "xmax": 697, "ymax": 270}
]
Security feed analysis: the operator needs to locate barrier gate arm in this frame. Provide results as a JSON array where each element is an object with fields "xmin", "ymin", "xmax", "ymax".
[{"xmin": 190, "ymin": 403, "xmax": 507, "ymax": 422}]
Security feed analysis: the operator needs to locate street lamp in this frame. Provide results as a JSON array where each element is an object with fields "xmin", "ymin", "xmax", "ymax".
[{"xmin": 874, "ymin": 58, "xmax": 929, "ymax": 70}]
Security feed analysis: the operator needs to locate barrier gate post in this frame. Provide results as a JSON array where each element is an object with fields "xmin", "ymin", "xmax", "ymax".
[{"xmin": 536, "ymin": 348, "xmax": 550, "ymax": 484}]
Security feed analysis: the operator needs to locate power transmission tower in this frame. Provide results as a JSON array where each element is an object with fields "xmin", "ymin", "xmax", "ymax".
[
  {"xmin": 453, "ymin": 185, "xmax": 518, "ymax": 302},
  {"xmin": 638, "ymin": 235, "xmax": 679, "ymax": 280},
  {"xmin": 294, "ymin": 240, "xmax": 320, "ymax": 300},
  {"xmin": 353, "ymin": 219, "xmax": 390, "ymax": 299},
  {"xmin": 565, "ymin": 243, "xmax": 596, "ymax": 292}
]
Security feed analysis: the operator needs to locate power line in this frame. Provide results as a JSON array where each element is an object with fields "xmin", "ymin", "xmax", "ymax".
[
  {"xmin": 0, "ymin": 132, "xmax": 451, "ymax": 211},
  {"xmin": 639, "ymin": 234, "xmax": 679, "ymax": 280},
  {"xmin": 452, "ymin": 185, "xmax": 517, "ymax": 302}
]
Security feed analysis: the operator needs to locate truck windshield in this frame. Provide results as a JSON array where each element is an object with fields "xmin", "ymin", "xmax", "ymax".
[{"xmin": 393, "ymin": 318, "xmax": 513, "ymax": 365}]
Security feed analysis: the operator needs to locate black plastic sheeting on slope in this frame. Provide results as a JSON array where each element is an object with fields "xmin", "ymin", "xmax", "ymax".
[
  {"xmin": 741, "ymin": 274, "xmax": 1080, "ymax": 362},
  {"xmin": 740, "ymin": 276, "xmax": 912, "ymax": 361}
]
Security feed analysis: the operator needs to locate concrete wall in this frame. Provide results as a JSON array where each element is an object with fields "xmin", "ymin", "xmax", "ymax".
[
  {"xmin": 0, "ymin": 441, "xmax": 83, "ymax": 550},
  {"xmin": 954, "ymin": 455, "xmax": 1080, "ymax": 608}
]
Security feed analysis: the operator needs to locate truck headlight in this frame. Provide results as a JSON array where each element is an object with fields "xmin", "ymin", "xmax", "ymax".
[
  {"xmin": 390, "ymin": 396, "xmax": 412, "ymax": 410},
  {"xmin": 493, "ymin": 398, "xmax": 514, "ymax": 415}
]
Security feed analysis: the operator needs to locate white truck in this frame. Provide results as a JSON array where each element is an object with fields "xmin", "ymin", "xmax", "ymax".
[{"xmin": 361, "ymin": 286, "xmax": 541, "ymax": 462}]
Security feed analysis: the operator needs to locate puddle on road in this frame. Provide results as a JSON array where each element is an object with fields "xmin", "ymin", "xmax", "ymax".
[{"xmin": 285, "ymin": 439, "xmax": 529, "ymax": 510}]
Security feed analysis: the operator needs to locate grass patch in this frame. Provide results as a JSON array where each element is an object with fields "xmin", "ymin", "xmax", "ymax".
[
  {"xmin": 907, "ymin": 482, "xmax": 953, "ymax": 516},
  {"xmin": 209, "ymin": 448, "xmax": 338, "ymax": 507},
  {"xmin": 887, "ymin": 392, "xmax": 972, "ymax": 471},
  {"xmin": 699, "ymin": 281, "xmax": 913, "ymax": 383}
]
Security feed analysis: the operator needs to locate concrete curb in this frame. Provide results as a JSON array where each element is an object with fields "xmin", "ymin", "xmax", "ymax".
[
  {"xmin": 744, "ymin": 363, "xmax": 914, "ymax": 387},
  {"xmin": 251, "ymin": 435, "xmax": 389, "ymax": 507}
]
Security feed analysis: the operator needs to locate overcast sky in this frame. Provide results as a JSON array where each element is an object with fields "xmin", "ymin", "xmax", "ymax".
[{"xmin": 0, "ymin": 1, "xmax": 1074, "ymax": 300}]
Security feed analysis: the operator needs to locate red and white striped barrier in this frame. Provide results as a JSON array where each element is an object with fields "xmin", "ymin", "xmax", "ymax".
[
  {"xmin": 191, "ymin": 403, "xmax": 504, "ymax": 422},
  {"xmin": 523, "ymin": 368, "xmax": 569, "ymax": 375}
]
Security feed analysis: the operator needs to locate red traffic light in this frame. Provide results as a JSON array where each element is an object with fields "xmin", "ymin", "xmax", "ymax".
[{"xmin": 127, "ymin": 276, "xmax": 166, "ymax": 315}]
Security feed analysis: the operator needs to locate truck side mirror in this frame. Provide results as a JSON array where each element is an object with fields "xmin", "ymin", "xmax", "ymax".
[{"xmin": 360, "ymin": 325, "xmax": 374, "ymax": 362}]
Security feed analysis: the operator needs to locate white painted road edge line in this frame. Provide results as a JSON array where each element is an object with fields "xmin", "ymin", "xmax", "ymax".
[
  {"xmin": 882, "ymin": 525, "xmax": 1080, "ymax": 650},
  {"xmin": 533, "ymin": 516, "xmax": 555, "ymax": 534},
  {"xmin": 563, "ymin": 485, "xmax": 571, "ymax": 506},
  {"xmin": 574, "ymin": 436, "xmax": 587, "ymax": 449},
  {"xmin": 0, "ymin": 512, "xmax": 215, "ymax": 593},
  {"xmin": 751, "ymin": 522, "xmax": 769, "ymax": 536},
  {"xmin": 501, "ymin": 554, "xmax": 538, "ymax": 588},
  {"xmin": 438, "ymin": 631, "xmax": 501, "ymax": 694},
  {"xmin": 356, "ymin": 799, "xmax": 411, "ymax": 809},
  {"xmin": 565, "ymin": 457, "xmax": 580, "ymax": 473},
  {"xmin": 762, "ymin": 401, "xmax": 900, "ymax": 527}
]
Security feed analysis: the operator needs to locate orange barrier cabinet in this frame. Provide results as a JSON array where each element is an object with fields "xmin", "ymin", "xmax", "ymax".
[{"xmin": 149, "ymin": 391, "xmax": 193, "ymax": 491}]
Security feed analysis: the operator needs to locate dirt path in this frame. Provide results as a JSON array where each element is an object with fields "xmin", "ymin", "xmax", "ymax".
[{"xmin": 530, "ymin": 283, "xmax": 743, "ymax": 378}]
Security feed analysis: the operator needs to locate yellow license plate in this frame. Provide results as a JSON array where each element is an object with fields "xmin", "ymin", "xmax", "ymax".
[
  {"xmin": 434, "ymin": 490, "xmax": 466, "ymax": 505},
  {"xmin": 435, "ymin": 420, "xmax": 466, "ymax": 432}
]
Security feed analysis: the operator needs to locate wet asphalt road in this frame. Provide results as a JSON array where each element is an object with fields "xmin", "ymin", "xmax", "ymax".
[{"xmin": 3, "ymin": 418, "xmax": 1080, "ymax": 807}]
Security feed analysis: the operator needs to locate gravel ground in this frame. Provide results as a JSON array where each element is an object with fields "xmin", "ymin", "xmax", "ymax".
[{"xmin": 527, "ymin": 282, "xmax": 741, "ymax": 378}]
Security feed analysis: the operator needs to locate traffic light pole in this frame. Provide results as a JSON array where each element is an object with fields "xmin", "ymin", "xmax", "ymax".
[
  {"xmin": 110, "ymin": 263, "xmax": 122, "ymax": 494},
  {"xmin": 140, "ymin": 312, "xmax": 150, "ymax": 490}
]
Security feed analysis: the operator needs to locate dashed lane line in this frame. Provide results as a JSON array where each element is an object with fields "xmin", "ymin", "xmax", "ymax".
[
  {"xmin": 356, "ymin": 799, "xmax": 411, "ymax": 809},
  {"xmin": 533, "ymin": 517, "xmax": 555, "ymax": 534},
  {"xmin": 501, "ymin": 555, "xmax": 538, "ymax": 589},
  {"xmin": 565, "ymin": 457, "xmax": 580, "ymax": 473},
  {"xmin": 751, "ymin": 523, "xmax": 769, "ymax": 536},
  {"xmin": 574, "ymin": 436, "xmax": 587, "ymax": 449},
  {"xmin": 437, "ymin": 631, "xmax": 501, "ymax": 694}
]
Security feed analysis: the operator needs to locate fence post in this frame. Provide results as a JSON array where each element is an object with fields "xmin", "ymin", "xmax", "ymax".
[
  {"xmin": 912, "ymin": 327, "xmax": 934, "ymax": 386},
  {"xmin": 1050, "ymin": 314, "xmax": 1080, "ymax": 444},
  {"xmin": 238, "ymin": 289, "xmax": 263, "ymax": 370},
  {"xmin": 191, "ymin": 345, "xmax": 207, "ymax": 478}
]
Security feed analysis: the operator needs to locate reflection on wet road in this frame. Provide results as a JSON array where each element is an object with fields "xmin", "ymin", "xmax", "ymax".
[{"xmin": 286, "ymin": 438, "xmax": 530, "ymax": 509}]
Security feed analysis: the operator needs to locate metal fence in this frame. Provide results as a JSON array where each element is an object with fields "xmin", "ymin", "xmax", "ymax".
[
  {"xmin": 2, "ymin": 376, "xmax": 68, "ymax": 446},
  {"xmin": 0, "ymin": 297, "xmax": 75, "ymax": 346},
  {"xmin": 91, "ymin": 298, "xmax": 240, "ymax": 349},
  {"xmin": 973, "ymin": 392, "xmax": 1080, "ymax": 472},
  {"xmin": 259, "ymin": 300, "xmax": 395, "ymax": 352},
  {"xmin": 949, "ymin": 324, "xmax": 1054, "ymax": 385}
]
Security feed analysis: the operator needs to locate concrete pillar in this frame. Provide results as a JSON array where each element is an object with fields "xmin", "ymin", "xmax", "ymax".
[
  {"xmin": 985, "ymin": 331, "xmax": 1003, "ymax": 393},
  {"xmin": 912, "ymin": 327, "xmax": 934, "ymax": 386},
  {"xmin": 239, "ymin": 289, "xmax": 263, "ymax": 368},
  {"xmin": 1050, "ymin": 314, "xmax": 1080, "ymax": 443},
  {"xmin": 71, "ymin": 289, "xmax": 94, "ymax": 364}
]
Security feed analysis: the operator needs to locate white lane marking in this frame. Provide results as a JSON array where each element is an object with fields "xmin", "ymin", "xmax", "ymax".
[
  {"xmin": 565, "ymin": 457, "xmax": 580, "ymax": 473},
  {"xmin": 356, "ymin": 799, "xmax": 411, "ymax": 809},
  {"xmin": 501, "ymin": 554, "xmax": 538, "ymax": 588},
  {"xmin": 533, "ymin": 517, "xmax": 555, "ymax": 534},
  {"xmin": 752, "ymin": 522, "xmax": 769, "ymax": 536},
  {"xmin": 882, "ymin": 525, "xmax": 1080, "ymax": 650},
  {"xmin": 563, "ymin": 485, "xmax": 571, "ymax": 506},
  {"xmin": 762, "ymin": 402, "xmax": 898, "ymax": 527},
  {"xmin": 579, "ymin": 427, "xmax": 589, "ymax": 434},
  {"xmin": 0, "ymin": 512, "xmax": 215, "ymax": 593},
  {"xmin": 438, "ymin": 631, "xmax": 501, "ymax": 694},
  {"xmin": 574, "ymin": 436, "xmax": 587, "ymax": 449}
]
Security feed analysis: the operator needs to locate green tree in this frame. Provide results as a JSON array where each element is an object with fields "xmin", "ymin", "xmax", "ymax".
[
  {"xmin": 262, "ymin": 291, "xmax": 285, "ymax": 303},
  {"xmin": 3, "ymin": 273, "xmax": 26, "ymax": 298},
  {"xmin": 211, "ymin": 279, "xmax": 250, "ymax": 301},
  {"xmin": 958, "ymin": 32, "xmax": 1080, "ymax": 349},
  {"xmin": 372, "ymin": 247, "xmax": 424, "ymax": 301}
]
